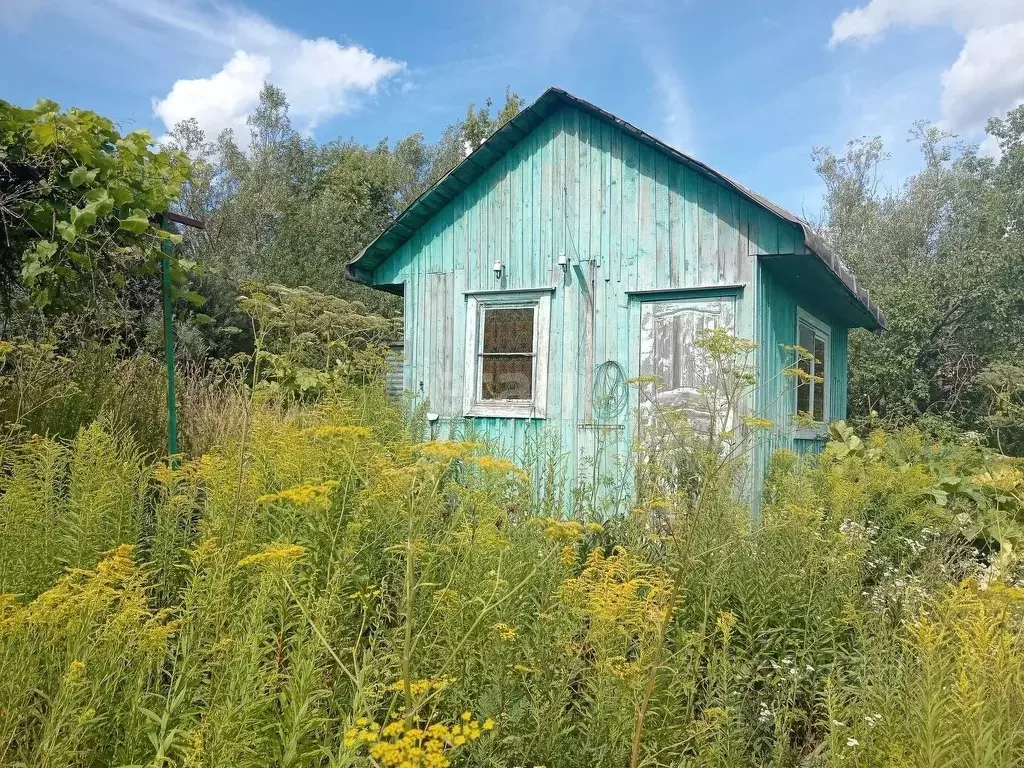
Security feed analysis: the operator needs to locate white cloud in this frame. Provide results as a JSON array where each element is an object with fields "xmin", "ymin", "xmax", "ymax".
[
  {"xmin": 650, "ymin": 62, "xmax": 695, "ymax": 154},
  {"xmin": 114, "ymin": 1, "xmax": 406, "ymax": 143},
  {"xmin": 154, "ymin": 50, "xmax": 270, "ymax": 140},
  {"xmin": 829, "ymin": 0, "xmax": 1024, "ymax": 133},
  {"xmin": 940, "ymin": 22, "xmax": 1024, "ymax": 131}
]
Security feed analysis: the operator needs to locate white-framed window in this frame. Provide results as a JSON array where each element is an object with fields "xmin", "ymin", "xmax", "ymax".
[
  {"xmin": 463, "ymin": 290, "xmax": 550, "ymax": 418},
  {"xmin": 794, "ymin": 308, "xmax": 830, "ymax": 435}
]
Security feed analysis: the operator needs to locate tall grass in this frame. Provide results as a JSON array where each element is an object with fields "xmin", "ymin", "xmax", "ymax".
[{"xmin": 1, "ymin": 357, "xmax": 1023, "ymax": 766}]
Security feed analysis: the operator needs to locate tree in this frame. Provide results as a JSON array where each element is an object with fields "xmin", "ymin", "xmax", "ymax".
[
  {"xmin": 165, "ymin": 83, "xmax": 525, "ymax": 330},
  {"xmin": 812, "ymin": 107, "xmax": 1024, "ymax": 434}
]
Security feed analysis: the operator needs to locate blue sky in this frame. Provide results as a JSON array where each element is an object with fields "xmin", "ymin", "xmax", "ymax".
[{"xmin": 2, "ymin": 0, "xmax": 1021, "ymax": 216}]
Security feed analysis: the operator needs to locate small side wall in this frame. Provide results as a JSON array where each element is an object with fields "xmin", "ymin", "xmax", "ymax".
[{"xmin": 752, "ymin": 263, "xmax": 850, "ymax": 503}]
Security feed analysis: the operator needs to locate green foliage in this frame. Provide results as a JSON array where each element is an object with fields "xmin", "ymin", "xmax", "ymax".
[
  {"xmin": 0, "ymin": 353, "xmax": 1022, "ymax": 767},
  {"xmin": 166, "ymin": 84, "xmax": 524, "ymax": 332},
  {"xmin": 0, "ymin": 389, "xmax": 1021, "ymax": 767},
  {"xmin": 238, "ymin": 280, "xmax": 400, "ymax": 398},
  {"xmin": 0, "ymin": 98, "xmax": 189, "ymax": 315},
  {"xmin": 812, "ymin": 109, "xmax": 1024, "ymax": 443}
]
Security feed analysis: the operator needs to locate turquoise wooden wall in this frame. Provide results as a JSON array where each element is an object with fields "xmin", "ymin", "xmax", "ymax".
[
  {"xmin": 372, "ymin": 103, "xmax": 836, "ymax": 510},
  {"xmin": 750, "ymin": 265, "xmax": 850, "ymax": 501}
]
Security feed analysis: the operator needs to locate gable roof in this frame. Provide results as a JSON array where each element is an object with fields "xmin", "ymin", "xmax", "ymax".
[{"xmin": 348, "ymin": 87, "xmax": 886, "ymax": 331}]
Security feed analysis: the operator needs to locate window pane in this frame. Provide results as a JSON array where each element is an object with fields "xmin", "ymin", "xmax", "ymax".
[
  {"xmin": 481, "ymin": 356, "xmax": 533, "ymax": 400},
  {"xmin": 798, "ymin": 323, "xmax": 815, "ymax": 354},
  {"xmin": 483, "ymin": 308, "xmax": 534, "ymax": 354},
  {"xmin": 813, "ymin": 337, "xmax": 826, "ymax": 421},
  {"xmin": 796, "ymin": 376, "xmax": 811, "ymax": 416}
]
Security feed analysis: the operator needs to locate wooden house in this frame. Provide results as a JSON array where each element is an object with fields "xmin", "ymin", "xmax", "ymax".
[{"xmin": 348, "ymin": 88, "xmax": 885, "ymax": 507}]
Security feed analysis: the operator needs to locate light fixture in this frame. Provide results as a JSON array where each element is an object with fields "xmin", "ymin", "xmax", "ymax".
[
  {"xmin": 557, "ymin": 252, "xmax": 568, "ymax": 273},
  {"xmin": 493, "ymin": 259, "xmax": 503, "ymax": 279}
]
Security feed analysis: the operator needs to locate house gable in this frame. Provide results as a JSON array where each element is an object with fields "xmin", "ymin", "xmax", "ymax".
[{"xmin": 348, "ymin": 88, "xmax": 885, "ymax": 332}]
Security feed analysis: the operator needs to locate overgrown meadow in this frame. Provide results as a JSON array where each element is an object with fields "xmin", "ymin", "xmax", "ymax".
[
  {"xmin": 1, "ymin": 340, "xmax": 1023, "ymax": 768},
  {"xmin": 3, "ymin": 92, "xmax": 1024, "ymax": 768}
]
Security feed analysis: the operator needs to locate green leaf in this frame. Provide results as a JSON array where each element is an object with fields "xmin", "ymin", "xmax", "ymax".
[
  {"xmin": 119, "ymin": 210, "xmax": 151, "ymax": 234},
  {"xmin": 181, "ymin": 290, "xmax": 206, "ymax": 307},
  {"xmin": 84, "ymin": 188, "xmax": 115, "ymax": 218},
  {"xmin": 70, "ymin": 205, "xmax": 97, "ymax": 230},
  {"xmin": 21, "ymin": 240, "xmax": 58, "ymax": 282},
  {"xmin": 68, "ymin": 251, "xmax": 91, "ymax": 268},
  {"xmin": 56, "ymin": 220, "xmax": 78, "ymax": 244},
  {"xmin": 69, "ymin": 165, "xmax": 99, "ymax": 187},
  {"xmin": 30, "ymin": 121, "xmax": 57, "ymax": 147},
  {"xmin": 108, "ymin": 184, "xmax": 133, "ymax": 206}
]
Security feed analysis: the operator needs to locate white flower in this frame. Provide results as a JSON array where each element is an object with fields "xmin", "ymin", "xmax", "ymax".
[{"xmin": 847, "ymin": 737, "xmax": 860, "ymax": 747}]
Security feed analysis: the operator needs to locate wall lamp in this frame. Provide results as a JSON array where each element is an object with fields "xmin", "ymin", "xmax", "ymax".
[{"xmin": 493, "ymin": 259, "xmax": 503, "ymax": 279}]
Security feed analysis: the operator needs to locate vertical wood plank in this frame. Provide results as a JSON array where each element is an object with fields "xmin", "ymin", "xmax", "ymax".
[
  {"xmin": 621, "ymin": 135, "xmax": 639, "ymax": 286},
  {"xmin": 718, "ymin": 187, "xmax": 739, "ymax": 283},
  {"xmin": 668, "ymin": 161, "xmax": 682, "ymax": 286},
  {"xmin": 683, "ymin": 168, "xmax": 699, "ymax": 287},
  {"xmin": 610, "ymin": 123, "xmax": 622, "ymax": 283},
  {"xmin": 697, "ymin": 175, "xmax": 718, "ymax": 284},
  {"xmin": 655, "ymin": 151, "xmax": 669, "ymax": 289},
  {"xmin": 452, "ymin": 268, "xmax": 466, "ymax": 414},
  {"xmin": 578, "ymin": 112, "xmax": 591, "ymax": 264},
  {"xmin": 637, "ymin": 144, "xmax": 655, "ymax": 291}
]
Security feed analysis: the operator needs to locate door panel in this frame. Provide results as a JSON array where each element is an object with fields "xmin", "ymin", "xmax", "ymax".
[{"xmin": 639, "ymin": 296, "xmax": 736, "ymax": 436}]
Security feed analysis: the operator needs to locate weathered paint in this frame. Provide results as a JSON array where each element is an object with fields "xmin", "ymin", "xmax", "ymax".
[
  {"xmin": 369, "ymin": 103, "xmax": 855, "ymax": 510},
  {"xmin": 750, "ymin": 263, "xmax": 850, "ymax": 503}
]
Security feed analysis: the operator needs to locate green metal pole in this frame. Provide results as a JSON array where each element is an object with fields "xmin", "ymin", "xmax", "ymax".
[{"xmin": 159, "ymin": 215, "xmax": 179, "ymax": 464}]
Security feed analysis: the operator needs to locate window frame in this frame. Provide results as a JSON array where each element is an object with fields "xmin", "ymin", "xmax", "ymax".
[
  {"xmin": 793, "ymin": 308, "xmax": 831, "ymax": 439},
  {"xmin": 463, "ymin": 290, "xmax": 551, "ymax": 418}
]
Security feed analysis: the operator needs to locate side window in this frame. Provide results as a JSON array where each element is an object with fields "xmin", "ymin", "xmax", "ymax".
[
  {"xmin": 464, "ymin": 292, "xmax": 550, "ymax": 418},
  {"xmin": 795, "ymin": 311, "xmax": 829, "ymax": 425}
]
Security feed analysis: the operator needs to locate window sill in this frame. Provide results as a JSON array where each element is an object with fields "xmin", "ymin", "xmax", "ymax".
[
  {"xmin": 793, "ymin": 426, "xmax": 827, "ymax": 441},
  {"xmin": 465, "ymin": 403, "xmax": 546, "ymax": 419}
]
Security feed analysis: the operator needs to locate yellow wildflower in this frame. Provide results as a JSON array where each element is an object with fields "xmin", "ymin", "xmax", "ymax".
[
  {"xmin": 257, "ymin": 482, "xmax": 338, "ymax": 509},
  {"xmin": 65, "ymin": 660, "xmax": 86, "ymax": 683},
  {"xmin": 492, "ymin": 622, "xmax": 518, "ymax": 641},
  {"xmin": 416, "ymin": 441, "xmax": 482, "ymax": 462},
  {"xmin": 237, "ymin": 543, "xmax": 306, "ymax": 569},
  {"xmin": 388, "ymin": 676, "xmax": 455, "ymax": 697},
  {"xmin": 534, "ymin": 517, "xmax": 584, "ymax": 541},
  {"xmin": 346, "ymin": 711, "xmax": 495, "ymax": 768},
  {"xmin": 303, "ymin": 425, "xmax": 373, "ymax": 441}
]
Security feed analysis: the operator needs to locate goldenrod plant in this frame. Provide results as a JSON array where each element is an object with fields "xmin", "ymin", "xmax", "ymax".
[{"xmin": 0, "ymin": 342, "xmax": 1023, "ymax": 766}]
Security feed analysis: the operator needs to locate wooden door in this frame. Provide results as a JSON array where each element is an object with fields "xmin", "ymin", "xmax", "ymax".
[{"xmin": 638, "ymin": 296, "xmax": 737, "ymax": 437}]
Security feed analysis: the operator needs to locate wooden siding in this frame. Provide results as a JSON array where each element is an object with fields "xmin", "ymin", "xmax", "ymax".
[
  {"xmin": 752, "ymin": 265, "xmax": 850, "ymax": 504},
  {"xmin": 372, "ymin": 104, "xmax": 812, "ymax": 510}
]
